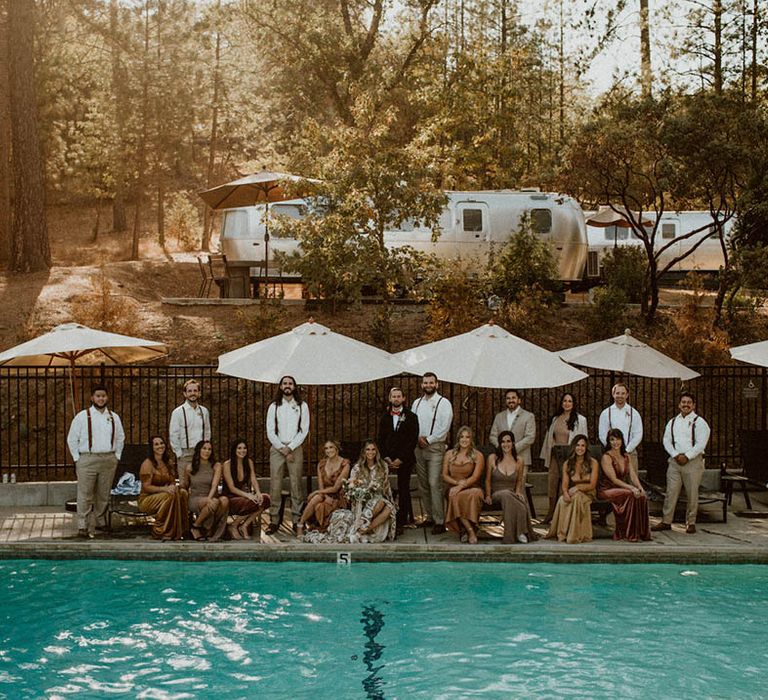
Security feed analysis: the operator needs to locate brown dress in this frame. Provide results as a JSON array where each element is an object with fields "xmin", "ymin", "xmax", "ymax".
[
  {"xmin": 138, "ymin": 463, "xmax": 190, "ymax": 540},
  {"xmin": 223, "ymin": 459, "xmax": 270, "ymax": 516},
  {"xmin": 490, "ymin": 461, "xmax": 537, "ymax": 544},
  {"xmin": 598, "ymin": 454, "xmax": 651, "ymax": 542},
  {"xmin": 444, "ymin": 455, "xmax": 484, "ymax": 534},
  {"xmin": 546, "ymin": 459, "xmax": 596, "ymax": 544},
  {"xmin": 312, "ymin": 458, "xmax": 350, "ymax": 531}
]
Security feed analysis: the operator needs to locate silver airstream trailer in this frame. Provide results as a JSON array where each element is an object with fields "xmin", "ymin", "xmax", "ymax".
[{"xmin": 218, "ymin": 190, "xmax": 589, "ymax": 295}]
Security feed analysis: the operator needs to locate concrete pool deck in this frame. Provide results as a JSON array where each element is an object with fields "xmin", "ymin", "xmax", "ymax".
[{"xmin": 1, "ymin": 490, "xmax": 768, "ymax": 564}]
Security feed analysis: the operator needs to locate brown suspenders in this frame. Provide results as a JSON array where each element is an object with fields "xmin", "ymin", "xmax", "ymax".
[{"xmin": 86, "ymin": 407, "xmax": 115, "ymax": 452}]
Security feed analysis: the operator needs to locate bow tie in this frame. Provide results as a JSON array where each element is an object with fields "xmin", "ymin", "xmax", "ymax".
[{"xmin": 390, "ymin": 409, "xmax": 402, "ymax": 416}]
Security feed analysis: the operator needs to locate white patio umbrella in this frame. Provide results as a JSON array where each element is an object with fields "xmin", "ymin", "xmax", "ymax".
[
  {"xmin": 730, "ymin": 340, "xmax": 768, "ymax": 368},
  {"xmin": 216, "ymin": 319, "xmax": 404, "ymax": 385},
  {"xmin": 559, "ymin": 328, "xmax": 700, "ymax": 380},
  {"xmin": 395, "ymin": 323, "xmax": 587, "ymax": 388},
  {"xmin": 0, "ymin": 322, "xmax": 168, "ymax": 411},
  {"xmin": 199, "ymin": 169, "xmax": 320, "ymax": 285}
]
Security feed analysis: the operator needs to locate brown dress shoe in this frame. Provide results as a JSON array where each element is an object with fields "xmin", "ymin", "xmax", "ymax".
[
  {"xmin": 264, "ymin": 523, "xmax": 279, "ymax": 535},
  {"xmin": 651, "ymin": 522, "xmax": 672, "ymax": 531},
  {"xmin": 686, "ymin": 524, "xmax": 697, "ymax": 534}
]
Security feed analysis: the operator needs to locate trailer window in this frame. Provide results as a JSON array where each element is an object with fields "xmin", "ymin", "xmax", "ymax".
[
  {"xmin": 530, "ymin": 208, "xmax": 552, "ymax": 234},
  {"xmin": 222, "ymin": 210, "xmax": 249, "ymax": 239},
  {"xmin": 604, "ymin": 227, "xmax": 630, "ymax": 241},
  {"xmin": 661, "ymin": 223, "xmax": 676, "ymax": 240},
  {"xmin": 271, "ymin": 203, "xmax": 306, "ymax": 220},
  {"xmin": 463, "ymin": 209, "xmax": 483, "ymax": 232}
]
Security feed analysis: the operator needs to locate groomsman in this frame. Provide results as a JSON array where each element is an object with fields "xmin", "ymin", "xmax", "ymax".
[
  {"xmin": 67, "ymin": 384, "xmax": 125, "ymax": 538},
  {"xmin": 169, "ymin": 379, "xmax": 211, "ymax": 472},
  {"xmin": 489, "ymin": 389, "xmax": 536, "ymax": 467},
  {"xmin": 378, "ymin": 386, "xmax": 419, "ymax": 536},
  {"xmin": 653, "ymin": 392, "xmax": 711, "ymax": 534},
  {"xmin": 598, "ymin": 382, "xmax": 643, "ymax": 472},
  {"xmin": 265, "ymin": 375, "xmax": 310, "ymax": 535},
  {"xmin": 413, "ymin": 372, "xmax": 453, "ymax": 535}
]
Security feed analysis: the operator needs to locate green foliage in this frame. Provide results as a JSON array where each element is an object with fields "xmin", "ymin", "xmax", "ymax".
[
  {"xmin": 234, "ymin": 297, "xmax": 286, "ymax": 344},
  {"xmin": 600, "ymin": 247, "xmax": 646, "ymax": 304},
  {"xmin": 583, "ymin": 286, "xmax": 629, "ymax": 341},
  {"xmin": 487, "ymin": 224, "xmax": 559, "ymax": 304}
]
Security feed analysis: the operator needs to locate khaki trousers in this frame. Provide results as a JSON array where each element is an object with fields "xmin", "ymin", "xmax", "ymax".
[
  {"xmin": 662, "ymin": 455, "xmax": 705, "ymax": 525},
  {"xmin": 177, "ymin": 448, "xmax": 194, "ymax": 473},
  {"xmin": 415, "ymin": 442, "xmax": 446, "ymax": 524},
  {"xmin": 76, "ymin": 452, "xmax": 118, "ymax": 532},
  {"xmin": 268, "ymin": 445, "xmax": 305, "ymax": 524}
]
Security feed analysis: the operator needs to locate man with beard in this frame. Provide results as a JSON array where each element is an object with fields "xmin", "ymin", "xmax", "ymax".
[
  {"xmin": 489, "ymin": 389, "xmax": 536, "ymax": 467},
  {"xmin": 169, "ymin": 379, "xmax": 211, "ymax": 473},
  {"xmin": 412, "ymin": 372, "xmax": 453, "ymax": 535},
  {"xmin": 67, "ymin": 384, "xmax": 125, "ymax": 538},
  {"xmin": 265, "ymin": 375, "xmax": 310, "ymax": 535},
  {"xmin": 377, "ymin": 386, "xmax": 419, "ymax": 536}
]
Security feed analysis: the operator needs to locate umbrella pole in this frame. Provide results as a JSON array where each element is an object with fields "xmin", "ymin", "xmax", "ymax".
[
  {"xmin": 305, "ymin": 386, "xmax": 314, "ymax": 496},
  {"xmin": 264, "ymin": 202, "xmax": 270, "ymax": 297},
  {"xmin": 69, "ymin": 361, "xmax": 79, "ymax": 415}
]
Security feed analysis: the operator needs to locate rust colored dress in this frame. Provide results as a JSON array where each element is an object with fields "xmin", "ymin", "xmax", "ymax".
[
  {"xmin": 222, "ymin": 460, "xmax": 270, "ymax": 516},
  {"xmin": 444, "ymin": 454, "xmax": 484, "ymax": 534},
  {"xmin": 138, "ymin": 462, "xmax": 190, "ymax": 540},
  {"xmin": 312, "ymin": 458, "xmax": 350, "ymax": 531},
  {"xmin": 598, "ymin": 454, "xmax": 651, "ymax": 542}
]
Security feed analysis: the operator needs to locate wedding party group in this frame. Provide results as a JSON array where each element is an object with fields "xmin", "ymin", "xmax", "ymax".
[{"xmin": 66, "ymin": 372, "xmax": 710, "ymax": 544}]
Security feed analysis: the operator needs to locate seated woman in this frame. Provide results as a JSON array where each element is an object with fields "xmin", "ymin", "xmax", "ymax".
[
  {"xmin": 305, "ymin": 440, "xmax": 396, "ymax": 544},
  {"xmin": 443, "ymin": 426, "xmax": 485, "ymax": 544},
  {"xmin": 296, "ymin": 439, "xmax": 350, "ymax": 538},
  {"xmin": 222, "ymin": 439, "xmax": 269, "ymax": 540},
  {"xmin": 545, "ymin": 434, "xmax": 599, "ymax": 544},
  {"xmin": 599, "ymin": 428, "xmax": 652, "ymax": 542},
  {"xmin": 181, "ymin": 440, "xmax": 229, "ymax": 541},
  {"xmin": 138, "ymin": 435, "xmax": 189, "ymax": 541},
  {"xmin": 485, "ymin": 430, "xmax": 536, "ymax": 544}
]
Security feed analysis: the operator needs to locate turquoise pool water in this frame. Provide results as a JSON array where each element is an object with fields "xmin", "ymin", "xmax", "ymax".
[{"xmin": 0, "ymin": 560, "xmax": 765, "ymax": 699}]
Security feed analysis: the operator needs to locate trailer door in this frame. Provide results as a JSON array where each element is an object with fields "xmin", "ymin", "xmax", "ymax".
[{"xmin": 455, "ymin": 201, "xmax": 490, "ymax": 259}]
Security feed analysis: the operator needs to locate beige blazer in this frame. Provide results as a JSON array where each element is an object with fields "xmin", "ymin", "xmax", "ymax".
[{"xmin": 489, "ymin": 408, "xmax": 536, "ymax": 466}]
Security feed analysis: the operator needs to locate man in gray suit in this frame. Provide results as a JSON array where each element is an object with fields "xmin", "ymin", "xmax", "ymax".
[{"xmin": 489, "ymin": 389, "xmax": 536, "ymax": 466}]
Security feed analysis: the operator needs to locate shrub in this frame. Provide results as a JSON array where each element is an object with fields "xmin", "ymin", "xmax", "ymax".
[
  {"xmin": 234, "ymin": 296, "xmax": 286, "ymax": 344},
  {"xmin": 71, "ymin": 269, "xmax": 140, "ymax": 336},
  {"xmin": 600, "ymin": 246, "xmax": 646, "ymax": 303},
  {"xmin": 166, "ymin": 192, "xmax": 202, "ymax": 251},
  {"xmin": 583, "ymin": 285, "xmax": 629, "ymax": 340}
]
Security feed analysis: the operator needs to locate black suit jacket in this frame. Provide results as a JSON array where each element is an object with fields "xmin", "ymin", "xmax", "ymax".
[{"xmin": 377, "ymin": 408, "xmax": 419, "ymax": 468}]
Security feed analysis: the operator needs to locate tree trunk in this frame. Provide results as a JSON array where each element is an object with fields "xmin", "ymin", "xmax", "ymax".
[
  {"xmin": 639, "ymin": 0, "xmax": 652, "ymax": 97},
  {"xmin": 713, "ymin": 0, "xmax": 723, "ymax": 95},
  {"xmin": 131, "ymin": 1, "xmax": 150, "ymax": 261},
  {"xmin": 751, "ymin": 0, "xmax": 759, "ymax": 102},
  {"xmin": 110, "ymin": 0, "xmax": 127, "ymax": 233},
  {"xmin": 202, "ymin": 8, "xmax": 222, "ymax": 252},
  {"xmin": 0, "ymin": 1, "xmax": 11, "ymax": 267},
  {"xmin": 8, "ymin": 0, "xmax": 50, "ymax": 272}
]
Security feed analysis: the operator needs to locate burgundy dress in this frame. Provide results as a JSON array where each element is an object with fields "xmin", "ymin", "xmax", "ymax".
[{"xmin": 598, "ymin": 454, "xmax": 651, "ymax": 542}]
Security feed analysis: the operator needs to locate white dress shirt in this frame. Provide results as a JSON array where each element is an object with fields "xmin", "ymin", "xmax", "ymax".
[
  {"xmin": 169, "ymin": 401, "xmax": 211, "ymax": 457},
  {"xmin": 67, "ymin": 406, "xmax": 125, "ymax": 462},
  {"xmin": 663, "ymin": 411, "xmax": 710, "ymax": 461},
  {"xmin": 598, "ymin": 402, "xmax": 643, "ymax": 453},
  {"xmin": 412, "ymin": 392, "xmax": 453, "ymax": 445},
  {"xmin": 506, "ymin": 407, "xmax": 521, "ymax": 430},
  {"xmin": 266, "ymin": 399, "xmax": 310, "ymax": 451}
]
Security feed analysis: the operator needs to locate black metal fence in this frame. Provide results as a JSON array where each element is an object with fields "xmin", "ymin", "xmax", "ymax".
[{"xmin": 1, "ymin": 364, "xmax": 765, "ymax": 481}]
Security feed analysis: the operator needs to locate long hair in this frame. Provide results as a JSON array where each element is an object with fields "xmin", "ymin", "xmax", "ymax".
[
  {"xmin": 451, "ymin": 426, "xmax": 477, "ymax": 461},
  {"xmin": 191, "ymin": 440, "xmax": 215, "ymax": 475},
  {"xmin": 355, "ymin": 440, "xmax": 387, "ymax": 481},
  {"xmin": 147, "ymin": 435, "xmax": 174, "ymax": 474},
  {"xmin": 494, "ymin": 430, "xmax": 518, "ymax": 462},
  {"xmin": 552, "ymin": 392, "xmax": 579, "ymax": 432},
  {"xmin": 273, "ymin": 375, "xmax": 303, "ymax": 406},
  {"xmin": 228, "ymin": 438, "xmax": 252, "ymax": 485},
  {"xmin": 565, "ymin": 434, "xmax": 591, "ymax": 478},
  {"xmin": 604, "ymin": 428, "xmax": 627, "ymax": 455}
]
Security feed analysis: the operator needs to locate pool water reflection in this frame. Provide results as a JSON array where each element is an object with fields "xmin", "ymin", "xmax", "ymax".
[{"xmin": 0, "ymin": 560, "xmax": 765, "ymax": 698}]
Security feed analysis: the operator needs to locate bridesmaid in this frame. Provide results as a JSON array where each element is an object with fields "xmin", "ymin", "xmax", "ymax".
[
  {"xmin": 539, "ymin": 393, "xmax": 588, "ymax": 523},
  {"xmin": 296, "ymin": 439, "xmax": 350, "ymax": 538},
  {"xmin": 138, "ymin": 435, "xmax": 189, "ymax": 541},
  {"xmin": 599, "ymin": 428, "xmax": 652, "ymax": 542},
  {"xmin": 546, "ymin": 435, "xmax": 599, "ymax": 544},
  {"xmin": 484, "ymin": 430, "xmax": 535, "ymax": 544},
  {"xmin": 222, "ymin": 439, "xmax": 269, "ymax": 540},
  {"xmin": 181, "ymin": 440, "xmax": 229, "ymax": 541},
  {"xmin": 443, "ymin": 426, "xmax": 485, "ymax": 544}
]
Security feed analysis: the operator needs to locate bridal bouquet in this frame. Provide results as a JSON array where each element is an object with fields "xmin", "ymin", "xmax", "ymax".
[{"xmin": 343, "ymin": 479, "xmax": 373, "ymax": 502}]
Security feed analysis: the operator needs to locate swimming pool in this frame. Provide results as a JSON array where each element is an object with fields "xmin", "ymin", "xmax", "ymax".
[{"xmin": 0, "ymin": 560, "xmax": 765, "ymax": 699}]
